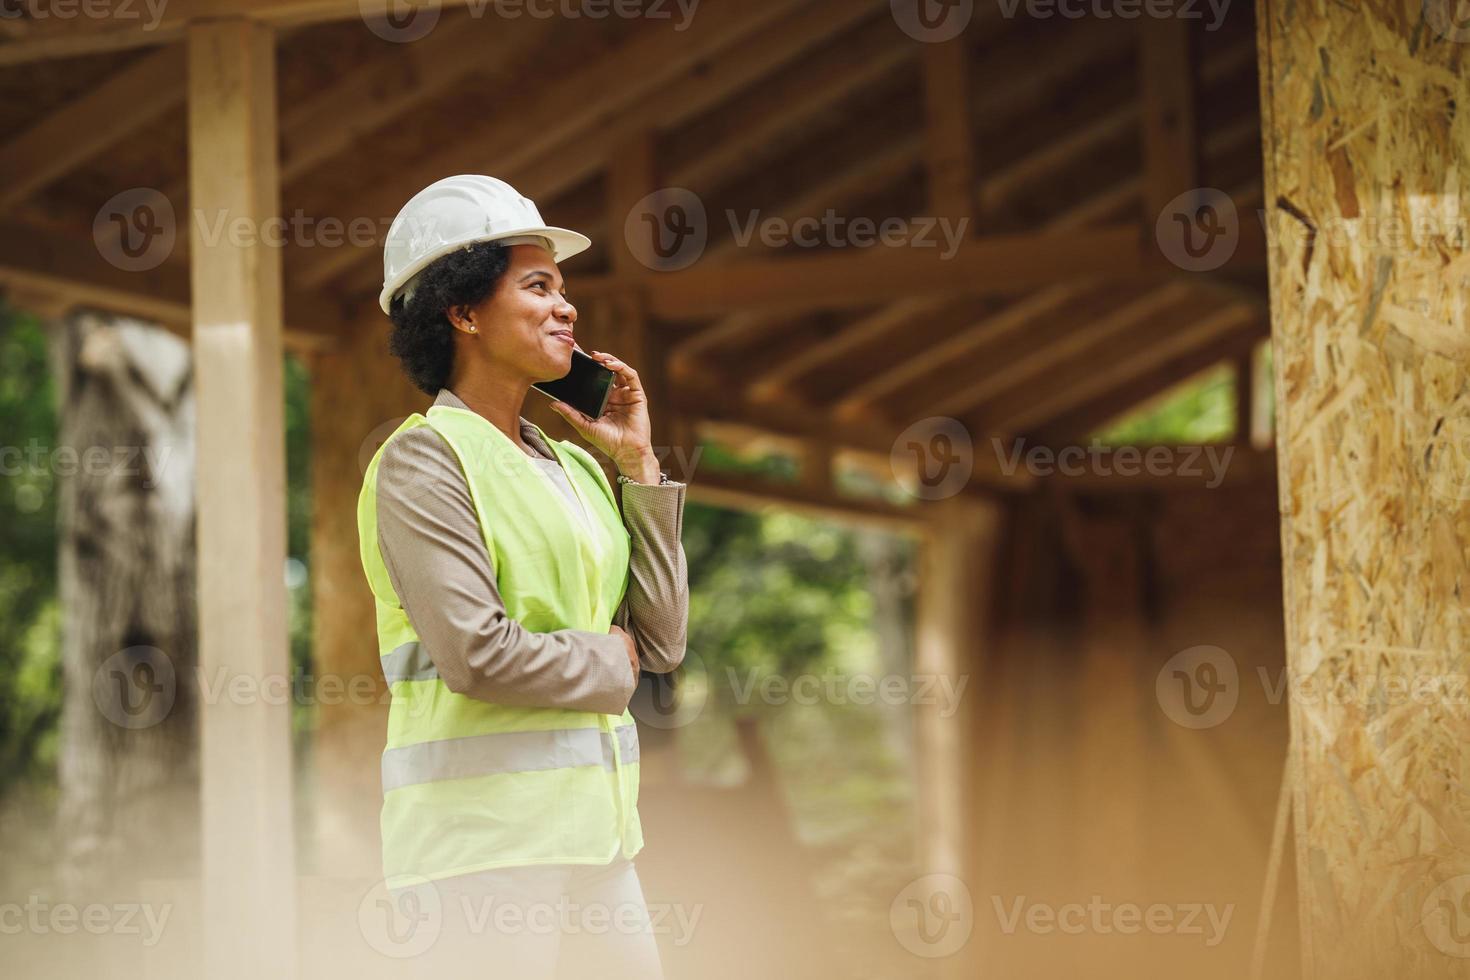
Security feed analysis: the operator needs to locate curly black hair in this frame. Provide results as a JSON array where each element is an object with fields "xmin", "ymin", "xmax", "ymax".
[{"xmin": 386, "ymin": 241, "xmax": 512, "ymax": 395}]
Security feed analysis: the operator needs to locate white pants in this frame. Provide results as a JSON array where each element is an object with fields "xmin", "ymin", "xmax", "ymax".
[{"xmin": 409, "ymin": 857, "xmax": 665, "ymax": 980}]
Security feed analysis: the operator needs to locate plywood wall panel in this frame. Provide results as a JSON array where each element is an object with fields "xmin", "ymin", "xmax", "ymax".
[{"xmin": 1256, "ymin": 1, "xmax": 1470, "ymax": 976}]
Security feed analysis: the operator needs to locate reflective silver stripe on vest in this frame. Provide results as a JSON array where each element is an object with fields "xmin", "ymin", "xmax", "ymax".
[
  {"xmin": 383, "ymin": 724, "xmax": 641, "ymax": 793},
  {"xmin": 381, "ymin": 641, "xmax": 438, "ymax": 682}
]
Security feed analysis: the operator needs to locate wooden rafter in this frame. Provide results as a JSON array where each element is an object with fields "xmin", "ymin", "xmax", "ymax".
[
  {"xmin": 984, "ymin": 304, "xmax": 1263, "ymax": 435},
  {"xmin": 0, "ymin": 0, "xmax": 490, "ymax": 65},
  {"xmin": 292, "ymin": 0, "xmax": 808, "ymax": 288},
  {"xmin": 0, "ymin": 219, "xmax": 342, "ymax": 349},
  {"xmin": 924, "ymin": 282, "xmax": 1197, "ymax": 418},
  {"xmin": 1040, "ymin": 328, "xmax": 1264, "ymax": 440},
  {"xmin": 1137, "ymin": 18, "xmax": 1198, "ymax": 221},
  {"xmin": 832, "ymin": 283, "xmax": 1091, "ymax": 418},
  {"xmin": 0, "ymin": 47, "xmax": 185, "ymax": 209},
  {"xmin": 921, "ymin": 34, "xmax": 976, "ymax": 221}
]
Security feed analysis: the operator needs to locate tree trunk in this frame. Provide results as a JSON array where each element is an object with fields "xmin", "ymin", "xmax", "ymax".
[{"xmin": 52, "ymin": 309, "xmax": 198, "ymax": 890}]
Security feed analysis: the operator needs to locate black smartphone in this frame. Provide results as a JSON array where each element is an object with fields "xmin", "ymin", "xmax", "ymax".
[{"xmin": 531, "ymin": 347, "xmax": 615, "ymax": 419}]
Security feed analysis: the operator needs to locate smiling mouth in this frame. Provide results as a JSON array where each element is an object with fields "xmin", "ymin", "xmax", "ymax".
[{"xmin": 549, "ymin": 329, "xmax": 575, "ymax": 347}]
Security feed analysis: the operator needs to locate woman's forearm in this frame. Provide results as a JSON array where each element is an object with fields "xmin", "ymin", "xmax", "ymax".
[
  {"xmin": 375, "ymin": 424, "xmax": 637, "ymax": 715},
  {"xmin": 617, "ymin": 480, "xmax": 689, "ymax": 674}
]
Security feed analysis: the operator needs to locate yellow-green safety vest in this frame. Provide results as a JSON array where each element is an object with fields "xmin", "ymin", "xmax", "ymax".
[{"xmin": 357, "ymin": 405, "xmax": 642, "ymax": 889}]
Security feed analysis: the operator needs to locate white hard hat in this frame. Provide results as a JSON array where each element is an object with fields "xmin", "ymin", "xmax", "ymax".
[{"xmin": 379, "ymin": 174, "xmax": 592, "ymax": 314}]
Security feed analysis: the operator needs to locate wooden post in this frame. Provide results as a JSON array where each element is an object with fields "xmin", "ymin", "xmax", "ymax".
[
  {"xmin": 922, "ymin": 36, "xmax": 976, "ymax": 222},
  {"xmin": 1138, "ymin": 18, "xmax": 1197, "ymax": 221},
  {"xmin": 1234, "ymin": 350, "xmax": 1254, "ymax": 446},
  {"xmin": 307, "ymin": 306, "xmax": 424, "ymax": 877},
  {"xmin": 187, "ymin": 19, "xmax": 295, "ymax": 979},
  {"xmin": 914, "ymin": 495, "xmax": 997, "ymax": 975},
  {"xmin": 1257, "ymin": 1, "xmax": 1470, "ymax": 976}
]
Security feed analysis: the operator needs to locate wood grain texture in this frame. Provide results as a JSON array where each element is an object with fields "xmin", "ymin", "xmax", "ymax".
[{"xmin": 1257, "ymin": 0, "xmax": 1470, "ymax": 976}]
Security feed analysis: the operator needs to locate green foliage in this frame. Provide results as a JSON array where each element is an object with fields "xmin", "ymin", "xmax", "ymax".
[
  {"xmin": 0, "ymin": 306, "xmax": 62, "ymax": 787},
  {"xmin": 0, "ymin": 304, "xmax": 319, "ymax": 776},
  {"xmin": 683, "ymin": 504, "xmax": 874, "ymax": 680},
  {"xmin": 1094, "ymin": 361, "xmax": 1237, "ymax": 445}
]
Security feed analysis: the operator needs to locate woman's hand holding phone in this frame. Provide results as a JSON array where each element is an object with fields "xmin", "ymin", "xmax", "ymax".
[{"xmin": 550, "ymin": 350, "xmax": 660, "ymax": 484}]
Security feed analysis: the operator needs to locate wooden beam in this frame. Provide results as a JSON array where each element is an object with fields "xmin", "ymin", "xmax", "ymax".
[
  {"xmin": 1137, "ymin": 18, "xmax": 1198, "ymax": 221},
  {"xmin": 915, "ymin": 497, "xmax": 998, "ymax": 877},
  {"xmin": 1038, "ymin": 329, "xmax": 1261, "ymax": 440},
  {"xmin": 0, "ymin": 46, "xmax": 185, "ymax": 209},
  {"xmin": 1234, "ymin": 350, "xmax": 1254, "ymax": 444},
  {"xmin": 747, "ymin": 295, "xmax": 951, "ymax": 400},
  {"xmin": 526, "ymin": 0, "xmax": 893, "ymax": 210},
  {"xmin": 292, "ymin": 0, "xmax": 807, "ymax": 287},
  {"xmin": 0, "ymin": 0, "xmax": 490, "ymax": 65},
  {"xmin": 833, "ymin": 282, "xmax": 1092, "ymax": 418},
  {"xmin": 328, "ymin": 0, "xmax": 894, "ymax": 297},
  {"xmin": 0, "ymin": 219, "xmax": 342, "ymax": 351},
  {"xmin": 989, "ymin": 304, "xmax": 1262, "ymax": 435},
  {"xmin": 922, "ymin": 35, "xmax": 975, "ymax": 220},
  {"xmin": 673, "ymin": 360, "xmax": 1033, "ymax": 492},
  {"xmin": 187, "ymin": 18, "xmax": 294, "ymax": 980},
  {"xmin": 159, "ymin": 13, "xmax": 555, "ymax": 208},
  {"xmin": 670, "ymin": 6, "xmax": 910, "ymax": 196},
  {"xmin": 644, "ymin": 226, "xmax": 1173, "ymax": 318},
  {"xmin": 923, "ymin": 282, "xmax": 1196, "ymax": 418}
]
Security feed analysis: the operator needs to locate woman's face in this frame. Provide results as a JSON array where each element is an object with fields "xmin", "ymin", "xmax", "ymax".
[{"xmin": 455, "ymin": 243, "xmax": 577, "ymax": 383}]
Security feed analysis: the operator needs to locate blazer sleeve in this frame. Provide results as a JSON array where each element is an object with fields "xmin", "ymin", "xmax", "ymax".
[
  {"xmin": 374, "ymin": 425, "xmax": 637, "ymax": 715},
  {"xmin": 614, "ymin": 480, "xmax": 689, "ymax": 674}
]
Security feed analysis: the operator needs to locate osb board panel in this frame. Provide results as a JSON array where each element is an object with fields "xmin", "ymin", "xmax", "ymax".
[{"xmin": 1257, "ymin": 1, "xmax": 1470, "ymax": 978}]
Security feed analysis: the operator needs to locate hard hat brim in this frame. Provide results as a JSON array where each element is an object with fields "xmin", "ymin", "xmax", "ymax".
[{"xmin": 378, "ymin": 224, "xmax": 592, "ymax": 314}]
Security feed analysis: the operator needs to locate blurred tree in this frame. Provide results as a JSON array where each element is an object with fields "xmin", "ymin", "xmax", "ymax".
[{"xmin": 50, "ymin": 310, "xmax": 199, "ymax": 888}]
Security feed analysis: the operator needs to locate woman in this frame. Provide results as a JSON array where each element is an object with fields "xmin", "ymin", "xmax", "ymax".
[{"xmin": 357, "ymin": 175, "xmax": 687, "ymax": 977}]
